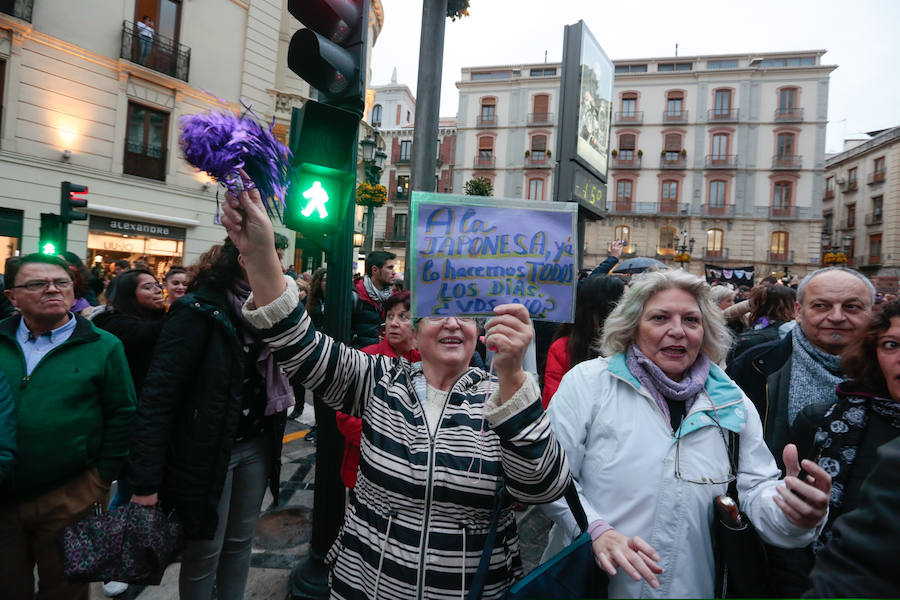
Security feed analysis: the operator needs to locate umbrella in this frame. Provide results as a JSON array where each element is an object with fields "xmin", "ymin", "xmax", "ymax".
[{"xmin": 611, "ymin": 257, "xmax": 668, "ymax": 275}]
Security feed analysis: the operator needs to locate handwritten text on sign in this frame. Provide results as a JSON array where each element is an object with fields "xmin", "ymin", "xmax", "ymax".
[{"xmin": 410, "ymin": 194, "xmax": 577, "ymax": 321}]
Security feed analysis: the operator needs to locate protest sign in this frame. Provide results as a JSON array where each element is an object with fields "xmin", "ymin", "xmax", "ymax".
[{"xmin": 409, "ymin": 192, "xmax": 577, "ymax": 322}]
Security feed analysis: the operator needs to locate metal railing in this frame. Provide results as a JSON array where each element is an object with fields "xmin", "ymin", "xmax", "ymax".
[
  {"xmin": 774, "ymin": 108, "xmax": 804, "ymax": 122},
  {"xmin": 657, "ymin": 201, "xmax": 685, "ymax": 215},
  {"xmin": 865, "ymin": 211, "xmax": 883, "ymax": 226},
  {"xmin": 768, "ymin": 205, "xmax": 798, "ymax": 219},
  {"xmin": 611, "ymin": 156, "xmax": 641, "ymax": 169},
  {"xmin": 824, "ymin": 189, "xmax": 836, "ymax": 200},
  {"xmin": 772, "ymin": 154, "xmax": 802, "ymax": 170},
  {"xmin": 868, "ymin": 171, "xmax": 886, "ymax": 185},
  {"xmin": 662, "ymin": 110, "xmax": 688, "ymax": 123},
  {"xmin": 707, "ymin": 108, "xmax": 739, "ymax": 122},
  {"xmin": 703, "ymin": 248, "xmax": 729, "ymax": 260},
  {"xmin": 846, "ymin": 179, "xmax": 858, "ymax": 191},
  {"xmin": 121, "ymin": 21, "xmax": 191, "ymax": 82},
  {"xmin": 527, "ymin": 112, "xmax": 553, "ymax": 126},
  {"xmin": 659, "ymin": 155, "xmax": 687, "ymax": 169},
  {"xmin": 767, "ymin": 250, "xmax": 794, "ymax": 264},
  {"xmin": 0, "ymin": 0, "xmax": 33, "ymax": 21},
  {"xmin": 476, "ymin": 115, "xmax": 497, "ymax": 127},
  {"xmin": 705, "ymin": 154, "xmax": 738, "ymax": 169},
  {"xmin": 614, "ymin": 111, "xmax": 644, "ymax": 125},
  {"xmin": 473, "ymin": 156, "xmax": 495, "ymax": 169},
  {"xmin": 123, "ymin": 142, "xmax": 167, "ymax": 181},
  {"xmin": 525, "ymin": 155, "xmax": 551, "ymax": 168},
  {"xmin": 607, "ymin": 201, "xmax": 660, "ymax": 215},
  {"xmin": 701, "ymin": 203, "xmax": 735, "ymax": 217}
]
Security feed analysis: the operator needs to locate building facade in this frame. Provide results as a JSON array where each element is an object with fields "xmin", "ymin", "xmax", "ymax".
[
  {"xmin": 366, "ymin": 74, "xmax": 455, "ymax": 278},
  {"xmin": 0, "ymin": 0, "xmax": 383, "ymax": 277},
  {"xmin": 455, "ymin": 52, "xmax": 834, "ymax": 279},
  {"xmin": 823, "ymin": 126, "xmax": 900, "ymax": 292}
]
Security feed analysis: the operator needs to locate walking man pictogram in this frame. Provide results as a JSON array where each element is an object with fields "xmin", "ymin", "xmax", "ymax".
[{"xmin": 301, "ymin": 181, "xmax": 329, "ymax": 219}]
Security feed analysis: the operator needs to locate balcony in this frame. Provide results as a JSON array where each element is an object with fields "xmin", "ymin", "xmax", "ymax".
[
  {"xmin": 0, "ymin": 0, "xmax": 32, "ymax": 21},
  {"xmin": 473, "ymin": 156, "xmax": 495, "ymax": 169},
  {"xmin": 659, "ymin": 155, "xmax": 687, "ymax": 169},
  {"xmin": 703, "ymin": 248, "xmax": 729, "ymax": 260},
  {"xmin": 394, "ymin": 191, "xmax": 410, "ymax": 202},
  {"xmin": 774, "ymin": 108, "xmax": 804, "ymax": 122},
  {"xmin": 607, "ymin": 201, "xmax": 661, "ymax": 215},
  {"xmin": 768, "ymin": 205, "xmax": 799, "ymax": 219},
  {"xmin": 846, "ymin": 179, "xmax": 859, "ymax": 191},
  {"xmin": 123, "ymin": 142, "xmax": 167, "ymax": 181},
  {"xmin": 772, "ymin": 154, "xmax": 802, "ymax": 170},
  {"xmin": 524, "ymin": 155, "xmax": 552, "ymax": 168},
  {"xmin": 476, "ymin": 115, "xmax": 497, "ymax": 127},
  {"xmin": 868, "ymin": 171, "xmax": 886, "ymax": 185},
  {"xmin": 662, "ymin": 110, "xmax": 688, "ymax": 123},
  {"xmin": 862, "ymin": 255, "xmax": 883, "ymax": 267},
  {"xmin": 865, "ymin": 211, "xmax": 884, "ymax": 226},
  {"xmin": 527, "ymin": 112, "xmax": 553, "ymax": 126},
  {"xmin": 838, "ymin": 218, "xmax": 856, "ymax": 231},
  {"xmin": 657, "ymin": 201, "xmax": 686, "ymax": 215},
  {"xmin": 614, "ymin": 111, "xmax": 644, "ymax": 125},
  {"xmin": 121, "ymin": 21, "xmax": 191, "ymax": 82},
  {"xmin": 610, "ymin": 155, "xmax": 642, "ymax": 169},
  {"xmin": 824, "ymin": 189, "xmax": 835, "ymax": 200},
  {"xmin": 701, "ymin": 203, "xmax": 735, "ymax": 217},
  {"xmin": 707, "ymin": 108, "xmax": 739, "ymax": 123},
  {"xmin": 396, "ymin": 156, "xmax": 411, "ymax": 165},
  {"xmin": 768, "ymin": 250, "xmax": 794, "ymax": 264},
  {"xmin": 621, "ymin": 244, "xmax": 639, "ymax": 259},
  {"xmin": 705, "ymin": 154, "xmax": 738, "ymax": 169}
]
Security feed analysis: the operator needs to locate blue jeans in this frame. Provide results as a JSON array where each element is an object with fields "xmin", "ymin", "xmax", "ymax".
[
  {"xmin": 137, "ymin": 36, "xmax": 152, "ymax": 65},
  {"xmin": 178, "ymin": 436, "xmax": 271, "ymax": 600},
  {"xmin": 108, "ymin": 477, "xmax": 132, "ymax": 512}
]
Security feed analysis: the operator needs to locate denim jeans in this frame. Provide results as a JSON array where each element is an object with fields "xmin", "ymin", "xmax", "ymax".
[
  {"xmin": 178, "ymin": 436, "xmax": 271, "ymax": 600},
  {"xmin": 137, "ymin": 36, "xmax": 152, "ymax": 65}
]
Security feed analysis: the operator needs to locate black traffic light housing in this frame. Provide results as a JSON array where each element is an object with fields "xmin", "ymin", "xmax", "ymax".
[
  {"xmin": 287, "ymin": 0, "xmax": 368, "ymax": 113},
  {"xmin": 39, "ymin": 213, "xmax": 62, "ymax": 255},
  {"xmin": 60, "ymin": 181, "xmax": 88, "ymax": 224}
]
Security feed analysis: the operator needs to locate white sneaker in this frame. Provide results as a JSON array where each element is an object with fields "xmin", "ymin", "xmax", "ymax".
[{"xmin": 102, "ymin": 581, "xmax": 129, "ymax": 597}]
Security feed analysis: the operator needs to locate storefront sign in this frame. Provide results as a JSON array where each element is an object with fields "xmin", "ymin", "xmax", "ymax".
[
  {"xmin": 89, "ymin": 215, "xmax": 186, "ymax": 241},
  {"xmin": 409, "ymin": 193, "xmax": 578, "ymax": 322}
]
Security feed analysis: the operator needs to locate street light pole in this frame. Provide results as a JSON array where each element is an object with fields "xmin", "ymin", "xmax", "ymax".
[
  {"xmin": 673, "ymin": 230, "xmax": 695, "ymax": 270},
  {"xmin": 359, "ymin": 134, "xmax": 386, "ymax": 255}
]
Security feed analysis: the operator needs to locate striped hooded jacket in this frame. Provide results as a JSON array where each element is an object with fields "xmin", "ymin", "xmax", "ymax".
[{"xmin": 243, "ymin": 278, "xmax": 570, "ymax": 600}]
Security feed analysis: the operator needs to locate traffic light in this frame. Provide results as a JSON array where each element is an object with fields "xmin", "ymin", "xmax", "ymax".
[
  {"xmin": 60, "ymin": 181, "xmax": 88, "ymax": 224},
  {"xmin": 287, "ymin": 0, "xmax": 368, "ymax": 113},
  {"xmin": 39, "ymin": 213, "xmax": 62, "ymax": 255}
]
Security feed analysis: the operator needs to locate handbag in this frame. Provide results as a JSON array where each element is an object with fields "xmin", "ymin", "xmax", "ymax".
[
  {"xmin": 468, "ymin": 481, "xmax": 608, "ymax": 600},
  {"xmin": 60, "ymin": 501, "xmax": 183, "ymax": 585},
  {"xmin": 713, "ymin": 430, "xmax": 772, "ymax": 598}
]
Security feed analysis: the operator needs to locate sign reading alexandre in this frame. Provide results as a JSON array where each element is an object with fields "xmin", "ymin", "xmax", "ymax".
[
  {"xmin": 89, "ymin": 215, "xmax": 186, "ymax": 241},
  {"xmin": 409, "ymin": 193, "xmax": 578, "ymax": 322}
]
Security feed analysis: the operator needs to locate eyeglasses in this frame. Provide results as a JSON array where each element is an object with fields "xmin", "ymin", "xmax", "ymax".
[
  {"xmin": 422, "ymin": 316, "xmax": 477, "ymax": 325},
  {"xmin": 11, "ymin": 279, "xmax": 74, "ymax": 292},
  {"xmin": 673, "ymin": 420, "xmax": 736, "ymax": 485},
  {"xmin": 139, "ymin": 282, "xmax": 163, "ymax": 291}
]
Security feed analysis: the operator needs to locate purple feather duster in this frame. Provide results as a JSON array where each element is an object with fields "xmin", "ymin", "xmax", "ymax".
[{"xmin": 179, "ymin": 109, "xmax": 292, "ymax": 222}]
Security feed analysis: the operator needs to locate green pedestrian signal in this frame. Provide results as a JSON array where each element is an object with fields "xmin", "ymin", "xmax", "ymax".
[
  {"xmin": 300, "ymin": 181, "xmax": 329, "ymax": 219},
  {"xmin": 40, "ymin": 241, "xmax": 57, "ymax": 255},
  {"xmin": 284, "ymin": 163, "xmax": 354, "ymax": 235},
  {"xmin": 38, "ymin": 213, "xmax": 62, "ymax": 255}
]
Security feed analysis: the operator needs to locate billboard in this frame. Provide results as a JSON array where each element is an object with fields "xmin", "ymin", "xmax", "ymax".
[{"xmin": 575, "ymin": 28, "xmax": 614, "ymax": 178}]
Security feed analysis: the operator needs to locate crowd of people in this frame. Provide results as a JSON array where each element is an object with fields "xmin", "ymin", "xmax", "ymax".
[{"xmin": 0, "ymin": 177, "xmax": 898, "ymax": 599}]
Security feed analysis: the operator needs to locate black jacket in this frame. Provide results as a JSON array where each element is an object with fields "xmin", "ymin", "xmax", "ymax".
[
  {"xmin": 127, "ymin": 287, "xmax": 286, "ymax": 539},
  {"xmin": 350, "ymin": 278, "xmax": 383, "ymax": 349},
  {"xmin": 727, "ymin": 321, "xmax": 785, "ymax": 364},
  {"xmin": 92, "ymin": 310, "xmax": 166, "ymax": 393},
  {"xmin": 805, "ymin": 436, "xmax": 900, "ymax": 597}
]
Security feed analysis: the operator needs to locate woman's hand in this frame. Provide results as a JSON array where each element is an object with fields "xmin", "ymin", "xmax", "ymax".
[
  {"xmin": 592, "ymin": 529, "xmax": 662, "ymax": 589},
  {"xmin": 485, "ymin": 304, "xmax": 532, "ymax": 402},
  {"xmin": 130, "ymin": 492, "xmax": 158, "ymax": 506},
  {"xmin": 221, "ymin": 169, "xmax": 286, "ymax": 306},
  {"xmin": 776, "ymin": 444, "xmax": 832, "ymax": 529}
]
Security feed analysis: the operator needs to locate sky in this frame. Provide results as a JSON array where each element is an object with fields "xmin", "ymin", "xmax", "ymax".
[{"xmin": 370, "ymin": 0, "xmax": 900, "ymax": 153}]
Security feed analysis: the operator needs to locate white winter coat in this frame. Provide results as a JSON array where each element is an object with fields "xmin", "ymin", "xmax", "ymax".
[{"xmin": 541, "ymin": 354, "xmax": 824, "ymax": 598}]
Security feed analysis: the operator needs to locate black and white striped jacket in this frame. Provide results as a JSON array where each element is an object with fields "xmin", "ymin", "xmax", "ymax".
[{"xmin": 245, "ymin": 281, "xmax": 570, "ymax": 600}]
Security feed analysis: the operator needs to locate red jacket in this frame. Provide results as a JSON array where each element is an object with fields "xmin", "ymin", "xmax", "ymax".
[
  {"xmin": 541, "ymin": 336, "xmax": 570, "ymax": 409},
  {"xmin": 335, "ymin": 341, "xmax": 420, "ymax": 488}
]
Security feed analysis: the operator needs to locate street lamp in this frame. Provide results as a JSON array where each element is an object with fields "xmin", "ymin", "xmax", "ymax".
[
  {"xmin": 673, "ymin": 230, "xmax": 695, "ymax": 269},
  {"xmin": 360, "ymin": 132, "xmax": 386, "ymax": 254}
]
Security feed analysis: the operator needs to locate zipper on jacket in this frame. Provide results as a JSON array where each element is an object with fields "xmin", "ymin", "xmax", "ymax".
[
  {"xmin": 20, "ymin": 375, "xmax": 30, "ymax": 389},
  {"xmin": 415, "ymin": 370, "xmax": 471, "ymax": 600},
  {"xmin": 751, "ymin": 360, "xmax": 771, "ymax": 437}
]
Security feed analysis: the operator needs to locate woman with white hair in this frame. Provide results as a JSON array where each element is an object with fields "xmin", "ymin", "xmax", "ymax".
[{"xmin": 542, "ymin": 269, "xmax": 833, "ymax": 598}]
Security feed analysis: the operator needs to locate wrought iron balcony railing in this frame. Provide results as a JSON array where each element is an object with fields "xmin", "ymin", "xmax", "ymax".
[
  {"xmin": 0, "ymin": 0, "xmax": 33, "ymax": 21},
  {"xmin": 121, "ymin": 21, "xmax": 191, "ymax": 82}
]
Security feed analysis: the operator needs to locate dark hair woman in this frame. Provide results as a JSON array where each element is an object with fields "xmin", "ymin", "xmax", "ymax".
[
  {"xmin": 728, "ymin": 284, "xmax": 796, "ymax": 362},
  {"xmin": 541, "ymin": 275, "xmax": 626, "ymax": 407},
  {"xmin": 126, "ymin": 238, "xmax": 290, "ymax": 599},
  {"xmin": 163, "ymin": 266, "xmax": 188, "ymax": 308},
  {"xmin": 306, "ymin": 267, "xmax": 327, "ymax": 329},
  {"xmin": 786, "ymin": 300, "xmax": 900, "ymax": 593}
]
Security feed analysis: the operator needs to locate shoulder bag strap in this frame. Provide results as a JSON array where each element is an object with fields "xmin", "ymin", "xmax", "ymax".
[
  {"xmin": 467, "ymin": 481, "xmax": 505, "ymax": 600},
  {"xmin": 726, "ymin": 429, "xmax": 740, "ymax": 503},
  {"xmin": 564, "ymin": 479, "xmax": 589, "ymax": 533}
]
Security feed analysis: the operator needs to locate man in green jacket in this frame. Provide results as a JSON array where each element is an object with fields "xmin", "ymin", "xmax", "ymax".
[{"xmin": 0, "ymin": 253, "xmax": 136, "ymax": 600}]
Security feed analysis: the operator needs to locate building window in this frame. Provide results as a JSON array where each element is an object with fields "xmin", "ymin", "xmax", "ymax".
[
  {"xmin": 527, "ymin": 178, "xmax": 544, "ymax": 200},
  {"xmin": 778, "ymin": 87, "xmax": 797, "ymax": 115},
  {"xmin": 665, "ymin": 91, "xmax": 684, "ymax": 117},
  {"xmin": 399, "ymin": 140, "xmax": 411, "ymax": 161},
  {"xmin": 396, "ymin": 104, "xmax": 401, "ymax": 125},
  {"xmin": 711, "ymin": 133, "xmax": 730, "ymax": 159},
  {"xmin": 772, "ymin": 181, "xmax": 793, "ymax": 216},
  {"xmin": 621, "ymin": 93, "xmax": 637, "ymax": 116},
  {"xmin": 393, "ymin": 213, "xmax": 408, "ymax": 240},
  {"xmin": 872, "ymin": 195, "xmax": 883, "ymax": 222},
  {"xmin": 825, "ymin": 176, "xmax": 835, "ymax": 198},
  {"xmin": 713, "ymin": 89, "xmax": 732, "ymax": 115},
  {"xmin": 658, "ymin": 62, "xmax": 692, "ymax": 72},
  {"xmin": 708, "ymin": 180, "xmax": 727, "ymax": 209},
  {"xmin": 616, "ymin": 180, "xmax": 633, "ymax": 208},
  {"xmin": 847, "ymin": 203, "xmax": 856, "ymax": 227},
  {"xmin": 706, "ymin": 228, "xmax": 724, "ymax": 257},
  {"xmin": 479, "ymin": 99, "xmax": 496, "ymax": 126},
  {"xmin": 530, "ymin": 134, "xmax": 548, "ymax": 161},
  {"xmin": 869, "ymin": 234, "xmax": 882, "ymax": 263},
  {"xmin": 477, "ymin": 136, "xmax": 494, "ymax": 167},
  {"xmin": 659, "ymin": 226, "xmax": 676, "ymax": 255},
  {"xmin": 848, "ymin": 167, "xmax": 858, "ymax": 189},
  {"xmin": 770, "ymin": 231, "xmax": 789, "ymax": 261},
  {"xmin": 529, "ymin": 67, "xmax": 557, "ymax": 77},
  {"xmin": 761, "ymin": 57, "xmax": 815, "ymax": 68},
  {"xmin": 371, "ymin": 104, "xmax": 382, "ymax": 126},
  {"xmin": 707, "ymin": 59, "xmax": 738, "ymax": 69},
  {"xmin": 532, "ymin": 94, "xmax": 550, "ymax": 121},
  {"xmin": 617, "ymin": 133, "xmax": 635, "ymax": 160},
  {"xmin": 614, "ymin": 225, "xmax": 631, "ymax": 248},
  {"xmin": 614, "ymin": 64, "xmax": 647, "ymax": 73},
  {"xmin": 124, "ymin": 102, "xmax": 168, "ymax": 181},
  {"xmin": 660, "ymin": 180, "xmax": 679, "ymax": 212},
  {"xmin": 663, "ymin": 133, "xmax": 682, "ymax": 161},
  {"xmin": 873, "ymin": 156, "xmax": 886, "ymax": 181},
  {"xmin": 471, "ymin": 70, "xmax": 511, "ymax": 80},
  {"xmin": 823, "ymin": 211, "xmax": 833, "ymax": 235},
  {"xmin": 396, "ymin": 175, "xmax": 409, "ymax": 200},
  {"xmin": 776, "ymin": 133, "xmax": 794, "ymax": 159}
]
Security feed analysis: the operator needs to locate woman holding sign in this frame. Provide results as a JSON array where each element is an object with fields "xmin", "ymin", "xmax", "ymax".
[
  {"xmin": 542, "ymin": 269, "xmax": 832, "ymax": 598},
  {"xmin": 220, "ymin": 172, "xmax": 570, "ymax": 600}
]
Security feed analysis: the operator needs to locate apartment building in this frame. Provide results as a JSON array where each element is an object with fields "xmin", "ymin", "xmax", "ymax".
[
  {"xmin": 823, "ymin": 126, "xmax": 900, "ymax": 292},
  {"xmin": 0, "ymin": 1, "xmax": 383, "ymax": 276},
  {"xmin": 455, "ymin": 51, "xmax": 835, "ymax": 278},
  {"xmin": 367, "ymin": 73, "xmax": 455, "ymax": 277}
]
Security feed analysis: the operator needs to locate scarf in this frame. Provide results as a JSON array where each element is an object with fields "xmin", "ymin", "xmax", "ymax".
[
  {"xmin": 363, "ymin": 275, "xmax": 393, "ymax": 306},
  {"xmin": 227, "ymin": 281, "xmax": 294, "ymax": 416},
  {"xmin": 625, "ymin": 343, "xmax": 711, "ymax": 428},
  {"xmin": 811, "ymin": 390, "xmax": 900, "ymax": 553},
  {"xmin": 788, "ymin": 326, "xmax": 843, "ymax": 425}
]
